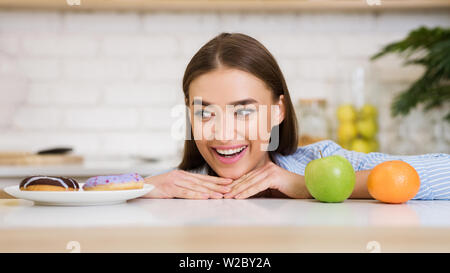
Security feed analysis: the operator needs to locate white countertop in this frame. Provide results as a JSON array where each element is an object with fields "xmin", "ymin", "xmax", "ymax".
[
  {"xmin": 1, "ymin": 198, "xmax": 450, "ymax": 228},
  {"xmin": 1, "ymin": 198, "xmax": 450, "ymax": 252}
]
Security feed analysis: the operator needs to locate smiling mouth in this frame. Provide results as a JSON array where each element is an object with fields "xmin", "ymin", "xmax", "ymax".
[{"xmin": 212, "ymin": 145, "xmax": 248, "ymax": 158}]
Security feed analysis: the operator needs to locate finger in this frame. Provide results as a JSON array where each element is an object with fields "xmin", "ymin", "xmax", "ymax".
[
  {"xmin": 184, "ymin": 171, "xmax": 233, "ymax": 185},
  {"xmin": 181, "ymin": 174, "xmax": 231, "ymax": 194},
  {"xmin": 235, "ymin": 179, "xmax": 272, "ymax": 199},
  {"xmin": 192, "ymin": 179, "xmax": 232, "ymax": 194},
  {"xmin": 225, "ymin": 170, "xmax": 269, "ymax": 198},
  {"xmin": 227, "ymin": 173, "xmax": 257, "ymax": 193},
  {"xmin": 174, "ymin": 180, "xmax": 224, "ymax": 198},
  {"xmin": 228, "ymin": 173, "xmax": 250, "ymax": 189},
  {"xmin": 172, "ymin": 185, "xmax": 210, "ymax": 199},
  {"xmin": 228, "ymin": 167, "xmax": 261, "ymax": 188},
  {"xmin": 229, "ymin": 162, "xmax": 271, "ymax": 189}
]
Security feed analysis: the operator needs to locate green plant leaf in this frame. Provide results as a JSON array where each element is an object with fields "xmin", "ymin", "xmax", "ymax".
[{"xmin": 371, "ymin": 26, "xmax": 450, "ymax": 123}]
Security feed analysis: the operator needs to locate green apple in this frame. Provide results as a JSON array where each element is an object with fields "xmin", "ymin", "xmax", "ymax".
[{"xmin": 305, "ymin": 154, "xmax": 356, "ymax": 203}]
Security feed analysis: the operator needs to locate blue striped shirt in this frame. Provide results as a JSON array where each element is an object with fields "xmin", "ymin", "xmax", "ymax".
[
  {"xmin": 159, "ymin": 140, "xmax": 450, "ymax": 200},
  {"xmin": 273, "ymin": 140, "xmax": 450, "ymax": 200}
]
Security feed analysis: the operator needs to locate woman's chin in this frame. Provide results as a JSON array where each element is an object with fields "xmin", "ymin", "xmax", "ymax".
[{"xmin": 215, "ymin": 168, "xmax": 248, "ymax": 180}]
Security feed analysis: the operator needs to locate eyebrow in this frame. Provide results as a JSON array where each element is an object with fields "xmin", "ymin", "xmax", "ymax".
[{"xmin": 192, "ymin": 98, "xmax": 258, "ymax": 106}]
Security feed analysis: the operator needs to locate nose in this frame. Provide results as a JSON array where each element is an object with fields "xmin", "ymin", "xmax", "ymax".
[{"xmin": 214, "ymin": 109, "xmax": 236, "ymax": 141}]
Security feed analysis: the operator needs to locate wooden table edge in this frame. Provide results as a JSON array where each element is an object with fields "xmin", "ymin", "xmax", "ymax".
[{"xmin": 1, "ymin": 226, "xmax": 449, "ymax": 253}]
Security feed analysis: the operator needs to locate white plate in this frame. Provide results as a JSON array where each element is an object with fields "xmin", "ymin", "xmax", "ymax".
[{"xmin": 3, "ymin": 183, "xmax": 154, "ymax": 206}]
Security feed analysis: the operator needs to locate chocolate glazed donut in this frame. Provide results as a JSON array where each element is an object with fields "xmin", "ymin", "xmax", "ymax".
[{"xmin": 20, "ymin": 176, "xmax": 80, "ymax": 191}]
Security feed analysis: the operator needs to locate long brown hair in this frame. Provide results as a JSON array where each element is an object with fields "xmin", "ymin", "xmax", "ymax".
[{"xmin": 178, "ymin": 33, "xmax": 298, "ymax": 175}]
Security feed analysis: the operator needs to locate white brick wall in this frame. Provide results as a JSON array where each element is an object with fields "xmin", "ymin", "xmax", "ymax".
[
  {"xmin": 0, "ymin": 11, "xmax": 62, "ymax": 33},
  {"xmin": 12, "ymin": 107, "xmax": 63, "ymax": 130},
  {"xmin": 0, "ymin": 10, "xmax": 449, "ymax": 157},
  {"xmin": 101, "ymin": 35, "xmax": 179, "ymax": 57},
  {"xmin": 0, "ymin": 35, "xmax": 19, "ymax": 55},
  {"xmin": 62, "ymin": 59, "xmax": 140, "ymax": 80},
  {"xmin": 64, "ymin": 108, "xmax": 139, "ymax": 130},
  {"xmin": 27, "ymin": 82, "xmax": 101, "ymax": 106},
  {"xmin": 63, "ymin": 12, "xmax": 140, "ymax": 33},
  {"xmin": 22, "ymin": 35, "xmax": 99, "ymax": 57}
]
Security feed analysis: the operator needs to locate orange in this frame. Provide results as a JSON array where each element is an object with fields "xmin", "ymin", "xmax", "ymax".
[{"xmin": 367, "ymin": 160, "xmax": 421, "ymax": 204}]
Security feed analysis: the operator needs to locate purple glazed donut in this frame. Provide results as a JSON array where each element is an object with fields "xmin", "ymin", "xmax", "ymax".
[{"xmin": 83, "ymin": 173, "xmax": 144, "ymax": 191}]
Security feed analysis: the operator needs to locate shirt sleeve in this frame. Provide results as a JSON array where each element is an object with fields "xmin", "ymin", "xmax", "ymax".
[{"xmin": 274, "ymin": 140, "xmax": 369, "ymax": 175}]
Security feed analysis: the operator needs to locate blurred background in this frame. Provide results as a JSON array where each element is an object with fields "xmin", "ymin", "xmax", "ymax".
[{"xmin": 0, "ymin": 0, "xmax": 449, "ymax": 181}]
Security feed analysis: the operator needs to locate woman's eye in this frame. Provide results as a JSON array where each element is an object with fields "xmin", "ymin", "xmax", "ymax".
[
  {"xmin": 194, "ymin": 109, "xmax": 213, "ymax": 119},
  {"xmin": 235, "ymin": 108, "xmax": 255, "ymax": 118}
]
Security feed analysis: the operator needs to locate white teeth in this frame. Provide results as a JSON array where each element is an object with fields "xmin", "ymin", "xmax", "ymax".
[{"xmin": 215, "ymin": 146, "xmax": 246, "ymax": 155}]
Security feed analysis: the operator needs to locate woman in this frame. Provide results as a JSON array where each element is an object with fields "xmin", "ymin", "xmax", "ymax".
[{"xmin": 143, "ymin": 33, "xmax": 450, "ymax": 200}]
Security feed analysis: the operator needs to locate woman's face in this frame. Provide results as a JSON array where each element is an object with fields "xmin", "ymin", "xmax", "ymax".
[{"xmin": 188, "ymin": 67, "xmax": 285, "ymax": 179}]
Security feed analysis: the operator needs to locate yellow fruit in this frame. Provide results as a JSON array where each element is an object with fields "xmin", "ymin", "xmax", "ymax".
[
  {"xmin": 351, "ymin": 138, "xmax": 372, "ymax": 153},
  {"xmin": 337, "ymin": 105, "xmax": 357, "ymax": 122},
  {"xmin": 359, "ymin": 104, "xmax": 378, "ymax": 119},
  {"xmin": 356, "ymin": 118, "xmax": 377, "ymax": 139},
  {"xmin": 341, "ymin": 142, "xmax": 352, "ymax": 150},
  {"xmin": 338, "ymin": 122, "xmax": 357, "ymax": 144},
  {"xmin": 368, "ymin": 139, "xmax": 379, "ymax": 152}
]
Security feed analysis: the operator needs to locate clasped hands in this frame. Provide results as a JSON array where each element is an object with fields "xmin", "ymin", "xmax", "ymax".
[{"xmin": 143, "ymin": 160, "xmax": 308, "ymax": 199}]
